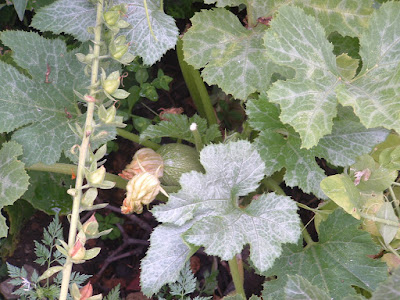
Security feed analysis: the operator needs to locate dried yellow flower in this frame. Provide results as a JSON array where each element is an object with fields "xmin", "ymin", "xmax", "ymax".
[{"xmin": 121, "ymin": 172, "xmax": 162, "ymax": 214}]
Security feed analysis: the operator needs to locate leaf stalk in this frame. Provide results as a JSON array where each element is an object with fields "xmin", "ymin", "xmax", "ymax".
[{"xmin": 228, "ymin": 256, "xmax": 246, "ymax": 299}]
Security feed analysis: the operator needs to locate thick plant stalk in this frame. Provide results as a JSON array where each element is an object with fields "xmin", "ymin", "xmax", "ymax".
[
  {"xmin": 228, "ymin": 256, "xmax": 246, "ymax": 298},
  {"xmin": 59, "ymin": 1, "xmax": 104, "ymax": 299},
  {"xmin": 116, "ymin": 128, "xmax": 160, "ymax": 150},
  {"xmin": 176, "ymin": 38, "xmax": 218, "ymax": 126}
]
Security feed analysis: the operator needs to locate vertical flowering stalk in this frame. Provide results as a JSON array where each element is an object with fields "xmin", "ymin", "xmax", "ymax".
[{"xmin": 59, "ymin": 1, "xmax": 104, "ymax": 299}]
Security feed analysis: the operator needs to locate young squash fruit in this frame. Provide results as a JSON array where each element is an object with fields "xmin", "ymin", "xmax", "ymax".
[{"xmin": 156, "ymin": 143, "xmax": 204, "ymax": 186}]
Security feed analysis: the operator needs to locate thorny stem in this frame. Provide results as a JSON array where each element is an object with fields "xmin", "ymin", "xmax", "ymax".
[
  {"xmin": 59, "ymin": 1, "xmax": 104, "ymax": 299},
  {"xmin": 26, "ymin": 163, "xmax": 127, "ymax": 190},
  {"xmin": 116, "ymin": 128, "xmax": 160, "ymax": 150},
  {"xmin": 228, "ymin": 256, "xmax": 246, "ymax": 299}
]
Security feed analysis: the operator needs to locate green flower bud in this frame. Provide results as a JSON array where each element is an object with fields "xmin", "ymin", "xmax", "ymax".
[
  {"xmin": 82, "ymin": 214, "xmax": 99, "ymax": 236},
  {"xmin": 111, "ymin": 44, "xmax": 128, "ymax": 60},
  {"xmin": 104, "ymin": 11, "xmax": 119, "ymax": 26},
  {"xmin": 86, "ymin": 165, "xmax": 106, "ymax": 186},
  {"xmin": 103, "ymin": 78, "xmax": 120, "ymax": 94}
]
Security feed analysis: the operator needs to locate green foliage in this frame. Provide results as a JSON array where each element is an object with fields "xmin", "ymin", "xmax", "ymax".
[
  {"xmin": 157, "ymin": 262, "xmax": 212, "ymax": 300},
  {"xmin": 262, "ymin": 209, "xmax": 387, "ymax": 299},
  {"xmin": 31, "ymin": 0, "xmax": 179, "ymax": 65},
  {"xmin": 0, "ymin": 31, "xmax": 115, "ymax": 165},
  {"xmin": 6, "ymin": 215, "xmax": 91, "ymax": 299},
  {"xmin": 140, "ymin": 114, "xmax": 221, "ymax": 145},
  {"xmin": 95, "ymin": 212, "xmax": 123, "ymax": 240},
  {"xmin": 0, "ymin": 141, "xmax": 29, "ymax": 238}
]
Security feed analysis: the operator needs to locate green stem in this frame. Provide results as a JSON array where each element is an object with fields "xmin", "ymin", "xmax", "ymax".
[
  {"xmin": 176, "ymin": 38, "xmax": 218, "ymax": 127},
  {"xmin": 359, "ymin": 212, "xmax": 400, "ymax": 227},
  {"xmin": 26, "ymin": 163, "xmax": 127, "ymax": 190},
  {"xmin": 386, "ymin": 243, "xmax": 400, "ymax": 261},
  {"xmin": 116, "ymin": 128, "xmax": 160, "ymax": 150},
  {"xmin": 228, "ymin": 256, "xmax": 246, "ymax": 299},
  {"xmin": 301, "ymin": 221, "xmax": 315, "ymax": 248},
  {"xmin": 246, "ymin": 3, "xmax": 257, "ymax": 28},
  {"xmin": 190, "ymin": 123, "xmax": 204, "ymax": 152},
  {"xmin": 388, "ymin": 186, "xmax": 400, "ymax": 217},
  {"xmin": 59, "ymin": 1, "xmax": 104, "ymax": 299}
]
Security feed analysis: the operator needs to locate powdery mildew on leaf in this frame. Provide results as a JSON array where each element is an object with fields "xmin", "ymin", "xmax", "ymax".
[
  {"xmin": 262, "ymin": 209, "xmax": 388, "ymax": 299},
  {"xmin": 31, "ymin": 0, "xmax": 178, "ymax": 65},
  {"xmin": 336, "ymin": 2, "xmax": 400, "ymax": 134},
  {"xmin": 264, "ymin": 5, "xmax": 340, "ymax": 149},
  {"xmin": 294, "ymin": 0, "xmax": 373, "ymax": 37},
  {"xmin": 371, "ymin": 266, "xmax": 400, "ymax": 300},
  {"xmin": 247, "ymin": 97, "xmax": 388, "ymax": 199},
  {"xmin": 145, "ymin": 141, "xmax": 301, "ymax": 295},
  {"xmin": 140, "ymin": 222, "xmax": 195, "ymax": 296},
  {"xmin": 0, "ymin": 31, "xmax": 89, "ymax": 165},
  {"xmin": 204, "ymin": 0, "xmax": 373, "ymax": 36},
  {"xmin": 0, "ymin": 142, "xmax": 29, "ymax": 238},
  {"xmin": 183, "ymin": 8, "xmax": 290, "ymax": 100}
]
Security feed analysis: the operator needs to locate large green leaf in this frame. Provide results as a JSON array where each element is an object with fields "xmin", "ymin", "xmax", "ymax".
[
  {"xmin": 0, "ymin": 31, "xmax": 115, "ymax": 165},
  {"xmin": 264, "ymin": 3, "xmax": 400, "ymax": 148},
  {"xmin": 284, "ymin": 275, "xmax": 331, "ymax": 300},
  {"xmin": 0, "ymin": 142, "xmax": 30, "ymax": 238},
  {"xmin": 264, "ymin": 5, "xmax": 340, "ymax": 149},
  {"xmin": 294, "ymin": 0, "xmax": 373, "ymax": 37},
  {"xmin": 336, "ymin": 2, "xmax": 400, "ymax": 133},
  {"xmin": 152, "ymin": 141, "xmax": 300, "ymax": 273},
  {"xmin": 22, "ymin": 171, "xmax": 74, "ymax": 215},
  {"xmin": 205, "ymin": 0, "xmax": 373, "ymax": 37},
  {"xmin": 247, "ymin": 96, "xmax": 388, "ymax": 199},
  {"xmin": 140, "ymin": 114, "xmax": 221, "ymax": 144},
  {"xmin": 31, "ymin": 0, "xmax": 178, "ymax": 65},
  {"xmin": 182, "ymin": 8, "xmax": 291, "ymax": 100},
  {"xmin": 261, "ymin": 209, "xmax": 388, "ymax": 299}
]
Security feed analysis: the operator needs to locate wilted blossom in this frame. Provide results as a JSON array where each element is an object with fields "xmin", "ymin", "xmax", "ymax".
[{"xmin": 121, "ymin": 172, "xmax": 161, "ymax": 214}]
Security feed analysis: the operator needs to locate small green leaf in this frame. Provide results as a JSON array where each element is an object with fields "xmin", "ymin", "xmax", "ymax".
[
  {"xmin": 336, "ymin": 53, "xmax": 359, "ymax": 80},
  {"xmin": 320, "ymin": 174, "xmax": 362, "ymax": 219},
  {"xmin": 0, "ymin": 142, "xmax": 30, "ymax": 238},
  {"xmin": 140, "ymin": 114, "xmax": 221, "ymax": 145},
  {"xmin": 38, "ymin": 266, "xmax": 63, "ymax": 281},
  {"xmin": 376, "ymin": 202, "xmax": 398, "ymax": 246}
]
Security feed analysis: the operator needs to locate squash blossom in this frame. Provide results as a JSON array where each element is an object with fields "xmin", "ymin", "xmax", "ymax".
[
  {"xmin": 121, "ymin": 172, "xmax": 162, "ymax": 214},
  {"xmin": 119, "ymin": 148, "xmax": 163, "ymax": 180}
]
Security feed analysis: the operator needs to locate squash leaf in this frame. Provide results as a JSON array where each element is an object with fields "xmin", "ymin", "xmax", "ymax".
[
  {"xmin": 143, "ymin": 141, "xmax": 301, "ymax": 296},
  {"xmin": 31, "ymin": 0, "xmax": 178, "ymax": 65},
  {"xmin": 264, "ymin": 3, "xmax": 400, "ymax": 148},
  {"xmin": 285, "ymin": 275, "xmax": 331, "ymax": 300},
  {"xmin": 182, "ymin": 8, "xmax": 292, "ymax": 100},
  {"xmin": 261, "ymin": 209, "xmax": 388, "ymax": 299},
  {"xmin": 0, "ymin": 142, "xmax": 30, "ymax": 238},
  {"xmin": 247, "ymin": 95, "xmax": 388, "ymax": 198},
  {"xmin": 0, "ymin": 31, "xmax": 115, "ymax": 165}
]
